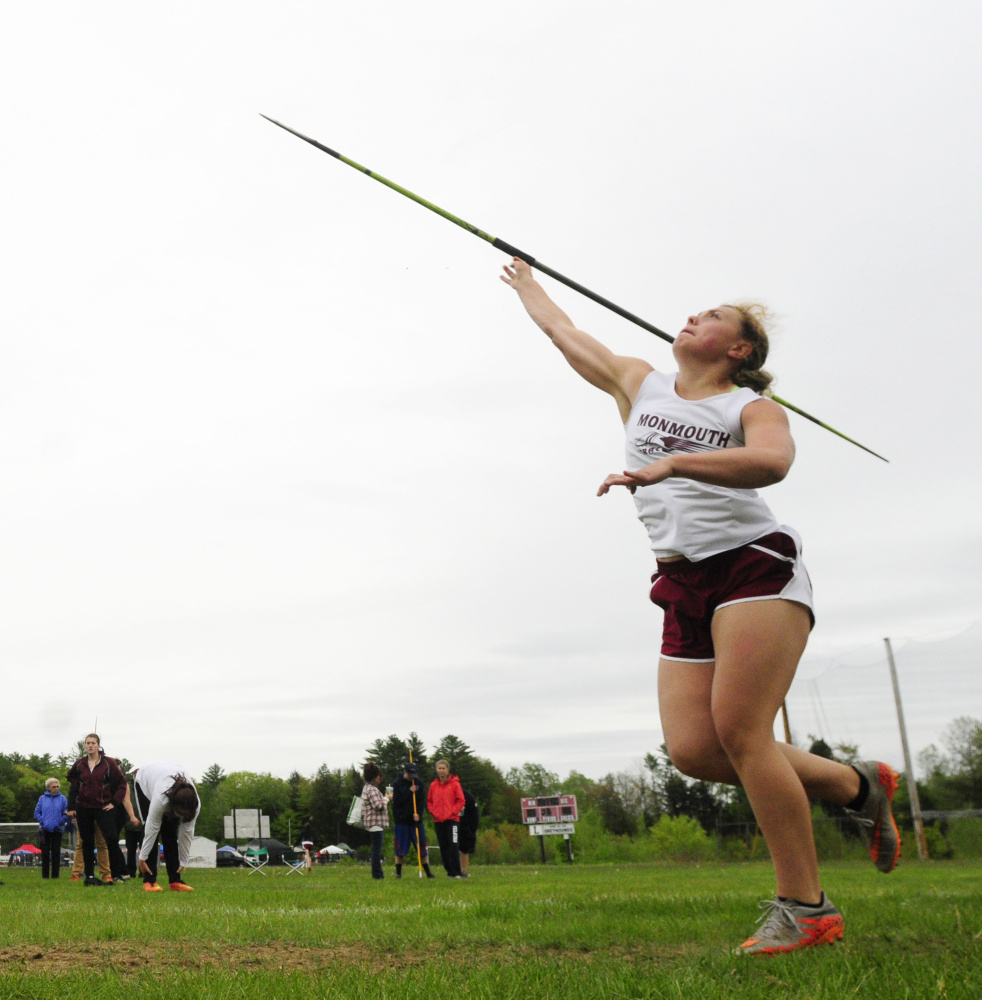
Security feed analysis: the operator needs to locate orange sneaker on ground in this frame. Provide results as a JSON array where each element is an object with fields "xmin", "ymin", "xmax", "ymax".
[
  {"xmin": 169, "ymin": 881, "xmax": 194, "ymax": 891},
  {"xmin": 736, "ymin": 894, "xmax": 843, "ymax": 956},
  {"xmin": 143, "ymin": 882, "xmax": 164, "ymax": 892}
]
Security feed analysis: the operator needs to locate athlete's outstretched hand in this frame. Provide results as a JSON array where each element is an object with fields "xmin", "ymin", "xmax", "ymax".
[
  {"xmin": 500, "ymin": 256, "xmax": 534, "ymax": 289},
  {"xmin": 597, "ymin": 459, "xmax": 674, "ymax": 496}
]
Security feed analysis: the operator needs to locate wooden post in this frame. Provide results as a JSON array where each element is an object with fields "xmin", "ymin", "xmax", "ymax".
[
  {"xmin": 884, "ymin": 638, "xmax": 930, "ymax": 861},
  {"xmin": 781, "ymin": 700, "xmax": 792, "ymax": 743}
]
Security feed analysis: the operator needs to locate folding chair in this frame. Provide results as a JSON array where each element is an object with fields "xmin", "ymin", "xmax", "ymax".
[
  {"xmin": 282, "ymin": 849, "xmax": 306, "ymax": 876},
  {"xmin": 244, "ymin": 848, "xmax": 268, "ymax": 875}
]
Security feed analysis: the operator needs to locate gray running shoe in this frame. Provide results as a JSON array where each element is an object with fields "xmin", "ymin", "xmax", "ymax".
[
  {"xmin": 845, "ymin": 760, "xmax": 902, "ymax": 873},
  {"xmin": 735, "ymin": 894, "xmax": 843, "ymax": 956}
]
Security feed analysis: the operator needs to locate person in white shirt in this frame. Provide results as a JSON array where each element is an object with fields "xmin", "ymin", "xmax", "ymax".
[{"xmin": 134, "ymin": 762, "xmax": 200, "ymax": 893}]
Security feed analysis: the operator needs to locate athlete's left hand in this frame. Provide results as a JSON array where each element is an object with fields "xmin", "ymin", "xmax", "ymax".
[{"xmin": 597, "ymin": 459, "xmax": 673, "ymax": 495}]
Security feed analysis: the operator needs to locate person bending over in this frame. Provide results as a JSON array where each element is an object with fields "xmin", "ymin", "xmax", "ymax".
[{"xmin": 134, "ymin": 762, "xmax": 200, "ymax": 892}]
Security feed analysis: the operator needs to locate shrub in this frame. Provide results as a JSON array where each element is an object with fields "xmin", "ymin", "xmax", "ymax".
[
  {"xmin": 647, "ymin": 814, "xmax": 714, "ymax": 862},
  {"xmin": 946, "ymin": 818, "xmax": 982, "ymax": 858},
  {"xmin": 923, "ymin": 823, "xmax": 953, "ymax": 859}
]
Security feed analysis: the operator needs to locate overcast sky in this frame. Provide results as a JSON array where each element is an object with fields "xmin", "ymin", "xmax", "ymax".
[{"xmin": 2, "ymin": 2, "xmax": 980, "ymax": 786}]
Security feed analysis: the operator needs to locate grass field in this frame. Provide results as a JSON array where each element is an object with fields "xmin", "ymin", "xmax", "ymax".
[{"xmin": 0, "ymin": 859, "xmax": 979, "ymax": 999}]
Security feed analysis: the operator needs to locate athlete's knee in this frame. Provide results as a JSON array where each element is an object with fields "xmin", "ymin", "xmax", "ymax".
[
  {"xmin": 664, "ymin": 737, "xmax": 727, "ymax": 782},
  {"xmin": 713, "ymin": 710, "xmax": 768, "ymax": 764}
]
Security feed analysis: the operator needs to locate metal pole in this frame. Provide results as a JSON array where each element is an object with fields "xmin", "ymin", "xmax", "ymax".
[{"xmin": 884, "ymin": 637, "xmax": 930, "ymax": 860}]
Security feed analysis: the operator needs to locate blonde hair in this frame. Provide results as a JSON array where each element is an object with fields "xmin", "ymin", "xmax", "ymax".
[{"xmin": 726, "ymin": 302, "xmax": 774, "ymax": 395}]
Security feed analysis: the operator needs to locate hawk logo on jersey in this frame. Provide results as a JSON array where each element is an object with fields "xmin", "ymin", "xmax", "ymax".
[{"xmin": 634, "ymin": 430, "xmax": 708, "ymax": 458}]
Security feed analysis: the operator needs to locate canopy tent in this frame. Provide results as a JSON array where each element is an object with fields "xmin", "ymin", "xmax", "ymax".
[
  {"xmin": 319, "ymin": 844, "xmax": 354, "ymax": 858},
  {"xmin": 185, "ymin": 836, "xmax": 217, "ymax": 868},
  {"xmin": 12, "ymin": 845, "xmax": 42, "ymax": 854}
]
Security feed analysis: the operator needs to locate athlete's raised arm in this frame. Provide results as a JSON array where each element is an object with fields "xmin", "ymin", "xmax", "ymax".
[{"xmin": 501, "ymin": 258, "xmax": 651, "ymax": 422}]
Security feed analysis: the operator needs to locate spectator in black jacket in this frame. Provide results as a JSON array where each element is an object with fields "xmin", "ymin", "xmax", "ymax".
[
  {"xmin": 459, "ymin": 788, "xmax": 480, "ymax": 877},
  {"xmin": 391, "ymin": 763, "xmax": 435, "ymax": 879}
]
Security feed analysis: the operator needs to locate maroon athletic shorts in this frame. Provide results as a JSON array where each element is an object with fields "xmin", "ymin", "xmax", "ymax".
[{"xmin": 649, "ymin": 530, "xmax": 814, "ymax": 662}]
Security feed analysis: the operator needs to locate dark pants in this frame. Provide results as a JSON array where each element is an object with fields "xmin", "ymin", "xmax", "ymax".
[
  {"xmin": 125, "ymin": 826, "xmax": 144, "ymax": 878},
  {"xmin": 76, "ymin": 808, "xmax": 126, "ymax": 880},
  {"xmin": 40, "ymin": 830, "xmax": 63, "ymax": 878},
  {"xmin": 434, "ymin": 820, "xmax": 461, "ymax": 877},
  {"xmin": 136, "ymin": 786, "xmax": 182, "ymax": 885},
  {"xmin": 370, "ymin": 829, "xmax": 384, "ymax": 879}
]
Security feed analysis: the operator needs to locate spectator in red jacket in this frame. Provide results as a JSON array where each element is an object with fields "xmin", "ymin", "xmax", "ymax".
[{"xmin": 426, "ymin": 760, "xmax": 465, "ymax": 878}]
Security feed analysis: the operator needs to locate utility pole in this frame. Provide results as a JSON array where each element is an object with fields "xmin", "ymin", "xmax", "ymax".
[{"xmin": 884, "ymin": 638, "xmax": 930, "ymax": 861}]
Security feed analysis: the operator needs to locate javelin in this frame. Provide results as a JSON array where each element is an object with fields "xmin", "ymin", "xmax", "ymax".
[
  {"xmin": 408, "ymin": 750, "xmax": 423, "ymax": 879},
  {"xmin": 261, "ymin": 115, "xmax": 888, "ymax": 462}
]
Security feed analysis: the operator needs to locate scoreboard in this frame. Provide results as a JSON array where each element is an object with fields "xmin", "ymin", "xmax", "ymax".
[{"xmin": 520, "ymin": 794, "xmax": 578, "ymax": 825}]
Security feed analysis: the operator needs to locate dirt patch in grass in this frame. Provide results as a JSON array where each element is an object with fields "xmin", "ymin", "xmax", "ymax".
[{"xmin": 0, "ymin": 940, "xmax": 686, "ymax": 975}]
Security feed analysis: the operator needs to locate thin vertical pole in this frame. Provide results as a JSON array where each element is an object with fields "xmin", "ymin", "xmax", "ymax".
[
  {"xmin": 780, "ymin": 701, "xmax": 792, "ymax": 743},
  {"xmin": 884, "ymin": 638, "xmax": 930, "ymax": 860}
]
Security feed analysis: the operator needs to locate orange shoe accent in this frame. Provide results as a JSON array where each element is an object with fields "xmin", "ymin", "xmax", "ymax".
[
  {"xmin": 736, "ymin": 896, "xmax": 844, "ymax": 956},
  {"xmin": 868, "ymin": 763, "xmax": 901, "ymax": 871},
  {"xmin": 742, "ymin": 914, "xmax": 844, "ymax": 955},
  {"xmin": 143, "ymin": 882, "xmax": 164, "ymax": 892},
  {"xmin": 70, "ymin": 875, "xmax": 80, "ymax": 881},
  {"xmin": 169, "ymin": 882, "xmax": 195, "ymax": 891}
]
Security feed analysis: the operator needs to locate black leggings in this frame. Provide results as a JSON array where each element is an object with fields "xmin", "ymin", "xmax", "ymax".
[
  {"xmin": 76, "ymin": 807, "xmax": 126, "ymax": 880},
  {"xmin": 136, "ymin": 786, "xmax": 182, "ymax": 885},
  {"xmin": 433, "ymin": 820, "xmax": 461, "ymax": 877}
]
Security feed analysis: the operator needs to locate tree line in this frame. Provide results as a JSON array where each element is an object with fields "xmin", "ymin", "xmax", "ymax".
[{"xmin": 2, "ymin": 719, "xmax": 980, "ymax": 855}]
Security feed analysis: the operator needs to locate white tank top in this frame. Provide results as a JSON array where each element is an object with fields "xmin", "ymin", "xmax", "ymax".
[{"xmin": 626, "ymin": 371, "xmax": 781, "ymax": 561}]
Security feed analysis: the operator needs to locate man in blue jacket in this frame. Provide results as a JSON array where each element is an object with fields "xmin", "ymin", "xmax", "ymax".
[{"xmin": 34, "ymin": 778, "xmax": 70, "ymax": 879}]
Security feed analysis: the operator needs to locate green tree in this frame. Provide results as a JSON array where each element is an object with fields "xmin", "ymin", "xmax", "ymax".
[
  {"xmin": 406, "ymin": 732, "xmax": 428, "ymax": 772},
  {"xmin": 201, "ymin": 763, "xmax": 227, "ymax": 790},
  {"xmin": 431, "ymin": 735, "xmax": 474, "ymax": 778},
  {"xmin": 0, "ymin": 785, "xmax": 16, "ymax": 822},
  {"xmin": 504, "ymin": 763, "xmax": 560, "ymax": 797},
  {"xmin": 309, "ymin": 764, "xmax": 366, "ymax": 850},
  {"xmin": 919, "ymin": 716, "xmax": 982, "ymax": 809},
  {"xmin": 365, "ymin": 735, "xmax": 412, "ymax": 783},
  {"xmin": 591, "ymin": 774, "xmax": 637, "ymax": 836},
  {"xmin": 218, "ymin": 772, "xmax": 291, "ymax": 842}
]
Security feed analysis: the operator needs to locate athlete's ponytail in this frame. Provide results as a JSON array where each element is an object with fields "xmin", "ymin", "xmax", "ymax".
[{"xmin": 727, "ymin": 302, "xmax": 774, "ymax": 396}]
